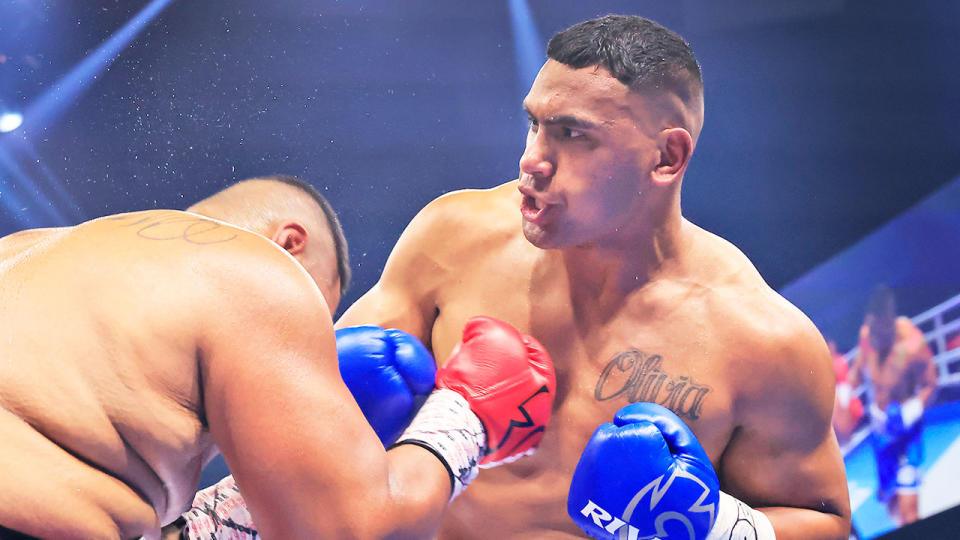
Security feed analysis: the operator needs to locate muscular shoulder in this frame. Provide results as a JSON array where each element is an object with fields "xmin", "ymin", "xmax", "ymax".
[
  {"xmin": 406, "ymin": 181, "xmax": 520, "ymax": 248},
  {"xmin": 158, "ymin": 213, "xmax": 337, "ymax": 391},
  {"xmin": 186, "ymin": 219, "xmax": 330, "ymax": 326},
  {"xmin": 84, "ymin": 210, "xmax": 331, "ymax": 330},
  {"xmin": 0, "ymin": 226, "xmax": 71, "ymax": 262},
  {"xmin": 691, "ymin": 226, "xmax": 834, "ymax": 427},
  {"xmin": 894, "ymin": 316, "xmax": 933, "ymax": 359},
  {"xmin": 381, "ymin": 180, "xmax": 522, "ymax": 283},
  {"xmin": 895, "ymin": 316, "xmax": 925, "ymax": 343}
]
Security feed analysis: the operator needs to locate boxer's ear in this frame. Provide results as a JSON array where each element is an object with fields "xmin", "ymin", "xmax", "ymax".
[
  {"xmin": 272, "ymin": 221, "xmax": 308, "ymax": 256},
  {"xmin": 652, "ymin": 127, "xmax": 693, "ymax": 186}
]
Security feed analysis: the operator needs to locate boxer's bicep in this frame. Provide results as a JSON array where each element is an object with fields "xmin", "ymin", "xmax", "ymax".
[
  {"xmin": 722, "ymin": 431, "xmax": 850, "ymax": 540},
  {"xmin": 337, "ymin": 194, "xmax": 460, "ymax": 343},
  {"xmin": 201, "ymin": 262, "xmax": 393, "ymax": 538},
  {"xmin": 721, "ymin": 334, "xmax": 851, "ymax": 539},
  {"xmin": 337, "ymin": 278, "xmax": 433, "ymax": 341},
  {"xmin": 722, "ymin": 412, "xmax": 846, "ymax": 511}
]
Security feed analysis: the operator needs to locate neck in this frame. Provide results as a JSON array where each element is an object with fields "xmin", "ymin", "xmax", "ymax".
[{"xmin": 561, "ymin": 202, "xmax": 687, "ymax": 298}]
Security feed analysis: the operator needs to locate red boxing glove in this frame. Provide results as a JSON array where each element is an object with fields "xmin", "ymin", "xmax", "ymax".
[
  {"xmin": 833, "ymin": 353, "xmax": 849, "ymax": 383},
  {"xmin": 437, "ymin": 316, "xmax": 556, "ymax": 466},
  {"xmin": 850, "ymin": 393, "xmax": 864, "ymax": 424}
]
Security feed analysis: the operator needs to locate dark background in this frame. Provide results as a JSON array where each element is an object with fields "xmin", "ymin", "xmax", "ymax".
[{"xmin": 1, "ymin": 0, "xmax": 958, "ymax": 315}]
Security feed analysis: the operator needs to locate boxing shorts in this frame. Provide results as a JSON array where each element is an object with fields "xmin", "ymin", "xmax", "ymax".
[
  {"xmin": 177, "ymin": 476, "xmax": 259, "ymax": 540},
  {"xmin": 870, "ymin": 402, "xmax": 924, "ymax": 503}
]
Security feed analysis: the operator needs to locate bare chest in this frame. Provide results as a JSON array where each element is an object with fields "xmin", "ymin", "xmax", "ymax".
[
  {"xmin": 865, "ymin": 346, "xmax": 919, "ymax": 404},
  {"xmin": 432, "ymin": 259, "xmax": 738, "ymax": 448},
  {"xmin": 432, "ymin": 266, "xmax": 741, "ymax": 538}
]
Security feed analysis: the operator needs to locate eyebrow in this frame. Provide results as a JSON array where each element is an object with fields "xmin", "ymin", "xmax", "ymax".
[{"xmin": 523, "ymin": 105, "xmax": 598, "ymax": 130}]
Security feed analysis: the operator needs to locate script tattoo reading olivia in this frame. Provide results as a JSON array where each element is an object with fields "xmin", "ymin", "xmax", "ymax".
[{"xmin": 594, "ymin": 349, "xmax": 711, "ymax": 421}]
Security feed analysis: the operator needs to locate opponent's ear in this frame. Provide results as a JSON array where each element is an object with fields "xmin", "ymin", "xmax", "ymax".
[
  {"xmin": 652, "ymin": 128, "xmax": 693, "ymax": 186},
  {"xmin": 272, "ymin": 221, "xmax": 309, "ymax": 256}
]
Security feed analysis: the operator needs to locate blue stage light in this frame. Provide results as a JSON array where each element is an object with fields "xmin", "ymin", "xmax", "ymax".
[
  {"xmin": 508, "ymin": 0, "xmax": 544, "ymax": 94},
  {"xmin": 19, "ymin": 0, "xmax": 176, "ymax": 135},
  {"xmin": 0, "ymin": 0, "xmax": 176, "ymax": 229},
  {"xmin": 508, "ymin": 0, "xmax": 543, "ymax": 133}
]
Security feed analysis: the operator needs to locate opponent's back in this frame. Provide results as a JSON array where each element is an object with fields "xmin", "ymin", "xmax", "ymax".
[{"xmin": 0, "ymin": 211, "xmax": 266, "ymax": 538}]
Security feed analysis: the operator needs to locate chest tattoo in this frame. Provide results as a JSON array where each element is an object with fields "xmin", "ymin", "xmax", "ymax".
[{"xmin": 594, "ymin": 349, "xmax": 712, "ymax": 421}]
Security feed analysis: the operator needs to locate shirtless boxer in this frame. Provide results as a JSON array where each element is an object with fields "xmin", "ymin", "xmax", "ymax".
[
  {"xmin": 0, "ymin": 176, "xmax": 554, "ymax": 539},
  {"xmin": 182, "ymin": 15, "xmax": 850, "ymax": 539},
  {"xmin": 848, "ymin": 285, "xmax": 938, "ymax": 526}
]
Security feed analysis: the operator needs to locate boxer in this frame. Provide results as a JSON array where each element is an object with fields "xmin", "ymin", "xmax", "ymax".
[
  {"xmin": 182, "ymin": 15, "xmax": 851, "ymax": 540},
  {"xmin": 0, "ymin": 177, "xmax": 554, "ymax": 538},
  {"xmin": 848, "ymin": 285, "xmax": 938, "ymax": 526}
]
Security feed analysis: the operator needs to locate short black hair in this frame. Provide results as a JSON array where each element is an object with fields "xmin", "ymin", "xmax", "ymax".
[
  {"xmin": 261, "ymin": 174, "xmax": 351, "ymax": 297},
  {"xmin": 547, "ymin": 14, "xmax": 702, "ymax": 102}
]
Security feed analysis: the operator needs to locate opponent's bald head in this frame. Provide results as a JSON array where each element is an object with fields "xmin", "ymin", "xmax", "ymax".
[
  {"xmin": 546, "ymin": 14, "xmax": 704, "ymax": 142},
  {"xmin": 188, "ymin": 175, "xmax": 350, "ymax": 312}
]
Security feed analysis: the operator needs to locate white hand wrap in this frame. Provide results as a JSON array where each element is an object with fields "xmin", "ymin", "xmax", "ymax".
[
  {"xmin": 181, "ymin": 475, "xmax": 259, "ymax": 540},
  {"xmin": 901, "ymin": 396, "xmax": 924, "ymax": 428},
  {"xmin": 705, "ymin": 491, "xmax": 776, "ymax": 540},
  {"xmin": 391, "ymin": 388, "xmax": 487, "ymax": 500},
  {"xmin": 836, "ymin": 382, "xmax": 852, "ymax": 408}
]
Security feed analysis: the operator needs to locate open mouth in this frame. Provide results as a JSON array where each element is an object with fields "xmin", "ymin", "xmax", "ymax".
[
  {"xmin": 521, "ymin": 194, "xmax": 549, "ymax": 223},
  {"xmin": 524, "ymin": 195, "xmax": 540, "ymax": 211}
]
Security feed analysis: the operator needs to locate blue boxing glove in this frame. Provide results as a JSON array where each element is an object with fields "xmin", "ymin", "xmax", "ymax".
[
  {"xmin": 336, "ymin": 326, "xmax": 437, "ymax": 445},
  {"xmin": 568, "ymin": 403, "xmax": 775, "ymax": 540},
  {"xmin": 568, "ymin": 403, "xmax": 718, "ymax": 539}
]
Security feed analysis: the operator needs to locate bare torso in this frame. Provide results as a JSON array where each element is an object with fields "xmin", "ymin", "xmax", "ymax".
[
  {"xmin": 859, "ymin": 318, "xmax": 934, "ymax": 411},
  {"xmin": 0, "ymin": 211, "xmax": 239, "ymax": 539},
  {"xmin": 341, "ymin": 182, "xmax": 842, "ymax": 538}
]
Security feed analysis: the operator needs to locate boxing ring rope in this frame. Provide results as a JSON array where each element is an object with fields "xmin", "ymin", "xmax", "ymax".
[
  {"xmin": 839, "ymin": 290, "xmax": 960, "ymax": 455},
  {"xmin": 914, "ymin": 294, "xmax": 960, "ymax": 387}
]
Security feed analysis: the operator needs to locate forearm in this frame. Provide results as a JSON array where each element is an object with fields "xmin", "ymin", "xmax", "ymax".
[
  {"xmin": 278, "ymin": 445, "xmax": 452, "ymax": 539},
  {"xmin": 918, "ymin": 384, "xmax": 937, "ymax": 408},
  {"xmin": 335, "ymin": 284, "xmax": 434, "ymax": 340},
  {"xmin": 759, "ymin": 505, "xmax": 850, "ymax": 540},
  {"xmin": 376, "ymin": 445, "xmax": 453, "ymax": 540},
  {"xmin": 918, "ymin": 359, "xmax": 939, "ymax": 408},
  {"xmin": 183, "ymin": 447, "xmax": 450, "ymax": 540},
  {"xmin": 847, "ymin": 354, "xmax": 864, "ymax": 388}
]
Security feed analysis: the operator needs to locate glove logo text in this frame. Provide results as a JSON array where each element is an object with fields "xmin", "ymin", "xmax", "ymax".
[{"xmin": 578, "ymin": 466, "xmax": 716, "ymax": 540}]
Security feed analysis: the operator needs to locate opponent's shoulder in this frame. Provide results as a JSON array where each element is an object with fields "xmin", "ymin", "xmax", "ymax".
[
  {"xmin": 0, "ymin": 226, "xmax": 72, "ymax": 265},
  {"xmin": 100, "ymin": 210, "xmax": 328, "ymax": 321},
  {"xmin": 183, "ymin": 216, "xmax": 327, "ymax": 312}
]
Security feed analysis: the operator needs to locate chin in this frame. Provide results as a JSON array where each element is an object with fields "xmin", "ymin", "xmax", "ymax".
[
  {"xmin": 521, "ymin": 221, "xmax": 547, "ymax": 248},
  {"xmin": 522, "ymin": 221, "xmax": 564, "ymax": 250}
]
